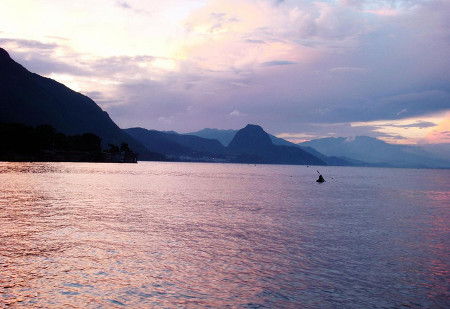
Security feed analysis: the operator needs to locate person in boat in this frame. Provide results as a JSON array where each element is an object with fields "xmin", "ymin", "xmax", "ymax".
[{"xmin": 317, "ymin": 174, "xmax": 325, "ymax": 182}]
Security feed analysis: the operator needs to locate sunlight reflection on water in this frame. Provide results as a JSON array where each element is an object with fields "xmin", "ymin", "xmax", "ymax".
[{"xmin": 0, "ymin": 162, "xmax": 449, "ymax": 308}]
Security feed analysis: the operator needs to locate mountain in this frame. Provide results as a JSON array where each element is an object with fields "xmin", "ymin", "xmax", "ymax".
[
  {"xmin": 125, "ymin": 127, "xmax": 227, "ymax": 160},
  {"xmin": 228, "ymin": 124, "xmax": 325, "ymax": 165},
  {"xmin": 187, "ymin": 128, "xmax": 300, "ymax": 148},
  {"xmin": 297, "ymin": 145, "xmax": 356, "ymax": 166},
  {"xmin": 300, "ymin": 136, "xmax": 450, "ymax": 168},
  {"xmin": 266, "ymin": 133, "xmax": 354, "ymax": 166},
  {"xmin": 0, "ymin": 47, "xmax": 159, "ymax": 159},
  {"xmin": 128, "ymin": 125, "xmax": 326, "ymax": 165},
  {"xmin": 187, "ymin": 127, "xmax": 353, "ymax": 166},
  {"xmin": 228, "ymin": 125, "xmax": 273, "ymax": 157},
  {"xmin": 185, "ymin": 128, "xmax": 237, "ymax": 146},
  {"xmin": 420, "ymin": 143, "xmax": 450, "ymax": 162}
]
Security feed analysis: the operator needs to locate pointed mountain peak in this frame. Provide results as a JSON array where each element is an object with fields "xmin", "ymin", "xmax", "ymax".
[
  {"xmin": 228, "ymin": 124, "xmax": 274, "ymax": 154},
  {"xmin": 236, "ymin": 124, "xmax": 271, "ymax": 140},
  {"xmin": 242, "ymin": 124, "xmax": 265, "ymax": 132}
]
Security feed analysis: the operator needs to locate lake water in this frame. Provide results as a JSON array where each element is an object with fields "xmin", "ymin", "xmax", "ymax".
[{"xmin": 0, "ymin": 162, "xmax": 449, "ymax": 308}]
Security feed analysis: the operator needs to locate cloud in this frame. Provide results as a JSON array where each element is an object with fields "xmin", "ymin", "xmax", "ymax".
[
  {"xmin": 397, "ymin": 109, "xmax": 407, "ymax": 116},
  {"xmin": 0, "ymin": 38, "xmax": 58, "ymax": 50},
  {"xmin": 261, "ymin": 60, "xmax": 297, "ymax": 67},
  {"xmin": 422, "ymin": 117, "xmax": 450, "ymax": 144},
  {"xmin": 379, "ymin": 91, "xmax": 450, "ymax": 120},
  {"xmin": 329, "ymin": 67, "xmax": 368, "ymax": 73},
  {"xmin": 115, "ymin": 1, "xmax": 131, "ymax": 9},
  {"xmin": 349, "ymin": 113, "xmax": 449, "ymax": 144},
  {"xmin": 340, "ymin": 0, "xmax": 420, "ymax": 10},
  {"xmin": 277, "ymin": 121, "xmax": 411, "ymax": 144},
  {"xmin": 0, "ymin": 38, "xmax": 91, "ymax": 76},
  {"xmin": 244, "ymin": 39, "xmax": 266, "ymax": 44},
  {"xmin": 391, "ymin": 121, "xmax": 437, "ymax": 129},
  {"xmin": 158, "ymin": 115, "xmax": 175, "ymax": 125},
  {"xmin": 229, "ymin": 110, "xmax": 245, "ymax": 117}
]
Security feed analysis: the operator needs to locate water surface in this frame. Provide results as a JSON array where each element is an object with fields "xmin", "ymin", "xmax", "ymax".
[{"xmin": 1, "ymin": 162, "xmax": 449, "ymax": 308}]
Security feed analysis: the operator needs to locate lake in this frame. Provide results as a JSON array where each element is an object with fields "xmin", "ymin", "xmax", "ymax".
[{"xmin": 0, "ymin": 162, "xmax": 449, "ymax": 308}]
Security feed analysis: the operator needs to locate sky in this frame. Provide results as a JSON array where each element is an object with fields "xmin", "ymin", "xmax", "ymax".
[{"xmin": 0, "ymin": 0, "xmax": 449, "ymax": 144}]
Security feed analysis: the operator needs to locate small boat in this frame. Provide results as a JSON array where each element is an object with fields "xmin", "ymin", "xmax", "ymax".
[{"xmin": 316, "ymin": 170, "xmax": 325, "ymax": 182}]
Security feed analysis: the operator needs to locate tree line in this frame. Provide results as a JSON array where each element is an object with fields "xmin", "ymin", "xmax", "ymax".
[{"xmin": 0, "ymin": 122, "xmax": 136, "ymax": 162}]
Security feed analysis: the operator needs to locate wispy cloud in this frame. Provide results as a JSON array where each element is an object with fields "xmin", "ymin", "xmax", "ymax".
[
  {"xmin": 261, "ymin": 60, "xmax": 297, "ymax": 67},
  {"xmin": 115, "ymin": 1, "xmax": 131, "ymax": 9},
  {"xmin": 229, "ymin": 110, "xmax": 245, "ymax": 117},
  {"xmin": 391, "ymin": 121, "xmax": 437, "ymax": 129},
  {"xmin": 329, "ymin": 67, "xmax": 368, "ymax": 73},
  {"xmin": 0, "ymin": 38, "xmax": 58, "ymax": 50}
]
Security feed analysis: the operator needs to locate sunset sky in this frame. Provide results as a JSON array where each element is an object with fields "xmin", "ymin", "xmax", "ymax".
[{"xmin": 0, "ymin": 0, "xmax": 449, "ymax": 144}]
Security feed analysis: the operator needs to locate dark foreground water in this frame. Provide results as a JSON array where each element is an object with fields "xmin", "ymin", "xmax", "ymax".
[{"xmin": 0, "ymin": 162, "xmax": 449, "ymax": 308}]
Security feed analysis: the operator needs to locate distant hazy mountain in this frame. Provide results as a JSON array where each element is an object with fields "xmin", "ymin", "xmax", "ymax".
[
  {"xmin": 125, "ymin": 127, "xmax": 227, "ymax": 160},
  {"xmin": 0, "ymin": 47, "xmax": 158, "ymax": 158},
  {"xmin": 298, "ymin": 145, "xmax": 357, "ymax": 166},
  {"xmin": 185, "ymin": 128, "xmax": 237, "ymax": 146},
  {"xmin": 228, "ymin": 124, "xmax": 325, "ymax": 165},
  {"xmin": 266, "ymin": 134, "xmax": 354, "ymax": 166},
  {"xmin": 300, "ymin": 136, "xmax": 450, "ymax": 168},
  {"xmin": 420, "ymin": 143, "xmax": 450, "ymax": 162}
]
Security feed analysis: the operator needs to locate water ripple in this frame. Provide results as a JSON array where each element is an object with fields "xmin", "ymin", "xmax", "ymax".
[{"xmin": 1, "ymin": 162, "xmax": 449, "ymax": 308}]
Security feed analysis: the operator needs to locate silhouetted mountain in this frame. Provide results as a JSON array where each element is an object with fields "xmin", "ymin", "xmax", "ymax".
[
  {"xmin": 228, "ymin": 124, "xmax": 325, "ymax": 165},
  {"xmin": 300, "ymin": 136, "xmax": 450, "ymax": 168},
  {"xmin": 166, "ymin": 132, "xmax": 227, "ymax": 155},
  {"xmin": 228, "ymin": 125, "xmax": 273, "ymax": 157},
  {"xmin": 128, "ymin": 125, "xmax": 326, "ymax": 165},
  {"xmin": 188, "ymin": 128, "xmax": 296, "ymax": 148},
  {"xmin": 188, "ymin": 127, "xmax": 354, "ymax": 166},
  {"xmin": 0, "ymin": 47, "xmax": 161, "ymax": 160},
  {"xmin": 186, "ymin": 128, "xmax": 237, "ymax": 146},
  {"xmin": 125, "ymin": 127, "xmax": 227, "ymax": 161}
]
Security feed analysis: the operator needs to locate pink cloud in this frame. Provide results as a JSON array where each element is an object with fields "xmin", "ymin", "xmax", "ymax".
[{"xmin": 423, "ymin": 118, "xmax": 450, "ymax": 144}]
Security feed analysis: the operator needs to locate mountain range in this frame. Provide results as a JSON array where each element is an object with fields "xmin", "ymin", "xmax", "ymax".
[
  {"xmin": 185, "ymin": 128, "xmax": 450, "ymax": 168},
  {"xmin": 185, "ymin": 128, "xmax": 237, "ymax": 147},
  {"xmin": 125, "ymin": 125, "xmax": 325, "ymax": 165},
  {"xmin": 124, "ymin": 127, "xmax": 227, "ymax": 160},
  {"xmin": 300, "ymin": 136, "xmax": 450, "ymax": 168},
  {"xmin": 186, "ymin": 128, "xmax": 354, "ymax": 166},
  {"xmin": 186, "ymin": 127, "xmax": 301, "ymax": 147},
  {"xmin": 1, "ymin": 47, "xmax": 448, "ymax": 168}
]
